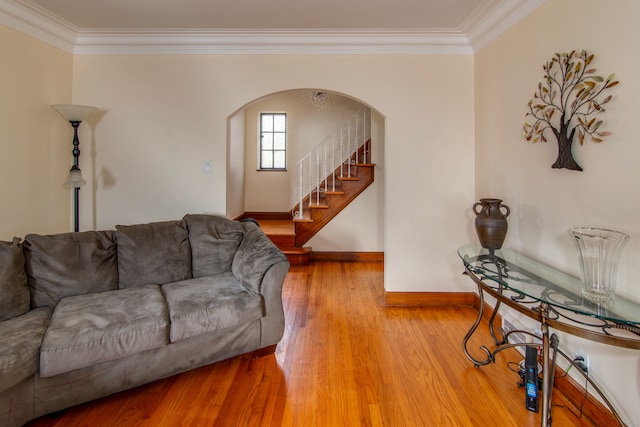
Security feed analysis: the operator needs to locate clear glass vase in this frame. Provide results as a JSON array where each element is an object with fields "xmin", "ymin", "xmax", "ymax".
[{"xmin": 568, "ymin": 227, "xmax": 629, "ymax": 303}]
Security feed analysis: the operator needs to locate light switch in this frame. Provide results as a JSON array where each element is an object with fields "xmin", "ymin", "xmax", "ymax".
[{"xmin": 204, "ymin": 161, "xmax": 212, "ymax": 174}]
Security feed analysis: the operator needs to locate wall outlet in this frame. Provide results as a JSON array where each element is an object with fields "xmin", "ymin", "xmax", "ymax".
[
  {"xmin": 575, "ymin": 351, "xmax": 590, "ymax": 374},
  {"xmin": 533, "ymin": 327, "xmax": 542, "ymax": 339},
  {"xmin": 203, "ymin": 161, "xmax": 213, "ymax": 174}
]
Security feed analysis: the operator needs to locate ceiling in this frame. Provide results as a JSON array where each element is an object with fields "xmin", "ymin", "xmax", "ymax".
[
  {"xmin": 0, "ymin": 0, "xmax": 545, "ymax": 53},
  {"xmin": 24, "ymin": 0, "xmax": 490, "ymax": 30}
]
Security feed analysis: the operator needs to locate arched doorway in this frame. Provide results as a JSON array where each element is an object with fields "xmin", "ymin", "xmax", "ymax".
[{"xmin": 227, "ymin": 89, "xmax": 385, "ymax": 253}]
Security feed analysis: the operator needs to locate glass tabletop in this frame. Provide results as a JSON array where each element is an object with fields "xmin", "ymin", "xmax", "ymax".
[{"xmin": 458, "ymin": 243, "xmax": 640, "ymax": 327}]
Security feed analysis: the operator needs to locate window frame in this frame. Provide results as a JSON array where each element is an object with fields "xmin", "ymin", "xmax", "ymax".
[{"xmin": 258, "ymin": 112, "xmax": 287, "ymax": 171}]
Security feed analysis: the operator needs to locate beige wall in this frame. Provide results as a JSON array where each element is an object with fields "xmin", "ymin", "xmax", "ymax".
[
  {"xmin": 0, "ymin": 26, "xmax": 73, "ymax": 238},
  {"xmin": 226, "ymin": 110, "xmax": 245, "ymax": 219},
  {"xmin": 475, "ymin": 0, "xmax": 640, "ymax": 423},
  {"xmin": 1, "ymin": 38, "xmax": 474, "ymax": 287},
  {"xmin": 69, "ymin": 53, "xmax": 474, "ymax": 287}
]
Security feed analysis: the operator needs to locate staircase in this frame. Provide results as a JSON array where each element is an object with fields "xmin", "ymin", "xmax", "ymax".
[{"xmin": 256, "ymin": 109, "xmax": 374, "ymax": 265}]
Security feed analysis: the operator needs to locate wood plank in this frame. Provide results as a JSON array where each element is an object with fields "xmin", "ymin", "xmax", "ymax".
[
  {"xmin": 237, "ymin": 212, "xmax": 292, "ymax": 221},
  {"xmin": 311, "ymin": 251, "xmax": 384, "ymax": 263},
  {"xmin": 26, "ymin": 262, "xmax": 605, "ymax": 427},
  {"xmin": 384, "ymin": 291, "xmax": 475, "ymax": 307},
  {"xmin": 256, "ymin": 220, "xmax": 295, "ymax": 235},
  {"xmin": 278, "ymin": 247, "xmax": 312, "ymax": 266}
]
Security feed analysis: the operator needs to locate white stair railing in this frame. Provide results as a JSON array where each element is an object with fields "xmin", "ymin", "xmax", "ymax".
[{"xmin": 292, "ymin": 108, "xmax": 371, "ymax": 220}]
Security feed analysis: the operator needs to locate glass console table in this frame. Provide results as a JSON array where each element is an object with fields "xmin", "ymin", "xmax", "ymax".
[{"xmin": 458, "ymin": 244, "xmax": 640, "ymax": 427}]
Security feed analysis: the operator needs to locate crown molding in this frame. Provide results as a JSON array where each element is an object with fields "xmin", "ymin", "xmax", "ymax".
[
  {"xmin": 465, "ymin": 0, "xmax": 547, "ymax": 52},
  {"xmin": 73, "ymin": 29, "xmax": 472, "ymax": 55},
  {"xmin": 0, "ymin": 0, "xmax": 76, "ymax": 51},
  {"xmin": 0, "ymin": 0, "xmax": 545, "ymax": 55}
]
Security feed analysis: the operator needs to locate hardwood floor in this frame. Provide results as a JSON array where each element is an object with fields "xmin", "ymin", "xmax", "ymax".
[{"xmin": 26, "ymin": 262, "xmax": 597, "ymax": 426}]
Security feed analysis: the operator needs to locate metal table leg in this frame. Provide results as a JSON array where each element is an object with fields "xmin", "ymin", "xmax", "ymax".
[{"xmin": 539, "ymin": 303, "xmax": 559, "ymax": 426}]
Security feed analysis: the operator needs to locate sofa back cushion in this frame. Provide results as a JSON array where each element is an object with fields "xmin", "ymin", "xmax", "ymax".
[
  {"xmin": 115, "ymin": 220, "xmax": 192, "ymax": 288},
  {"xmin": 0, "ymin": 238, "xmax": 30, "ymax": 321},
  {"xmin": 23, "ymin": 231, "xmax": 118, "ymax": 308},
  {"xmin": 183, "ymin": 214, "xmax": 245, "ymax": 277}
]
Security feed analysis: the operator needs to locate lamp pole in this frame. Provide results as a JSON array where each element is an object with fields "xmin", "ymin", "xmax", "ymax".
[
  {"xmin": 70, "ymin": 120, "xmax": 82, "ymax": 232},
  {"xmin": 51, "ymin": 104, "xmax": 96, "ymax": 232}
]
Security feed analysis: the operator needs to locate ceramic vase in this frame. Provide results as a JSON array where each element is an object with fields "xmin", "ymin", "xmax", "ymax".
[{"xmin": 472, "ymin": 198, "xmax": 510, "ymax": 253}]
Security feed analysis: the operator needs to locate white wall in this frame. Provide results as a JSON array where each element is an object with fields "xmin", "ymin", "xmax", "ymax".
[
  {"xmin": 475, "ymin": 0, "xmax": 640, "ymax": 423},
  {"xmin": 0, "ymin": 26, "xmax": 73, "ymax": 238}
]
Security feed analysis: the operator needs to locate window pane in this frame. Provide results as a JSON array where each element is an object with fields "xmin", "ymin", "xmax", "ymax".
[
  {"xmin": 259, "ymin": 113, "xmax": 286, "ymax": 170},
  {"xmin": 261, "ymin": 151, "xmax": 273, "ymax": 168},
  {"xmin": 261, "ymin": 133, "xmax": 273, "ymax": 150},
  {"xmin": 261, "ymin": 115, "xmax": 273, "ymax": 132},
  {"xmin": 274, "ymin": 151, "xmax": 286, "ymax": 169},
  {"xmin": 274, "ymin": 114, "xmax": 286, "ymax": 132},
  {"xmin": 273, "ymin": 133, "xmax": 285, "ymax": 150}
]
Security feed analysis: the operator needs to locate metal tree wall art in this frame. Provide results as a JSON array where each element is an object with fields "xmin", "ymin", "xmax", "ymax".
[{"xmin": 522, "ymin": 50, "xmax": 619, "ymax": 171}]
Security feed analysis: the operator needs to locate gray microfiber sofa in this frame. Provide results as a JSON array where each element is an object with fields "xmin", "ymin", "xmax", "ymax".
[{"xmin": 0, "ymin": 214, "xmax": 289, "ymax": 427}]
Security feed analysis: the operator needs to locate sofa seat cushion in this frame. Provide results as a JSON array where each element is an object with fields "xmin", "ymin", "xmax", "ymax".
[
  {"xmin": 40, "ymin": 285, "xmax": 169, "ymax": 378},
  {"xmin": 161, "ymin": 273, "xmax": 264, "ymax": 343},
  {"xmin": 0, "ymin": 308, "xmax": 52, "ymax": 393}
]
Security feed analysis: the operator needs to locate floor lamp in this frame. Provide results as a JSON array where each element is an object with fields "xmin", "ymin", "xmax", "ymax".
[{"xmin": 51, "ymin": 104, "xmax": 97, "ymax": 232}]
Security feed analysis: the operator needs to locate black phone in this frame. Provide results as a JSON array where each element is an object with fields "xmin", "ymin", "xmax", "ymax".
[{"xmin": 525, "ymin": 346, "xmax": 539, "ymax": 412}]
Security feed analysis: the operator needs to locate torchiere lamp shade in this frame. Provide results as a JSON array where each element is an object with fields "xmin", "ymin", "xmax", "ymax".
[{"xmin": 51, "ymin": 104, "xmax": 97, "ymax": 122}]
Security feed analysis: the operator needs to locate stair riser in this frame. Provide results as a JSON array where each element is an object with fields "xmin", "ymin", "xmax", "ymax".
[
  {"xmin": 267, "ymin": 235, "xmax": 296, "ymax": 247},
  {"xmin": 285, "ymin": 251, "xmax": 312, "ymax": 266}
]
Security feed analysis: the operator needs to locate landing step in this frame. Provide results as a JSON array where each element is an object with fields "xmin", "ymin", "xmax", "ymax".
[
  {"xmin": 258, "ymin": 219, "xmax": 296, "ymax": 247},
  {"xmin": 280, "ymin": 246, "xmax": 312, "ymax": 266}
]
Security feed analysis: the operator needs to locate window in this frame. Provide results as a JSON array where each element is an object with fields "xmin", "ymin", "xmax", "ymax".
[{"xmin": 259, "ymin": 113, "xmax": 286, "ymax": 170}]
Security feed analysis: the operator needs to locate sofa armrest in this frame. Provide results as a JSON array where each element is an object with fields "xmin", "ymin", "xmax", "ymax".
[
  {"xmin": 232, "ymin": 222, "xmax": 289, "ymax": 348},
  {"xmin": 231, "ymin": 222, "xmax": 289, "ymax": 295}
]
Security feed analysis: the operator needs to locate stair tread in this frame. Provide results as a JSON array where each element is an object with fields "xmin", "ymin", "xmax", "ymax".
[
  {"xmin": 258, "ymin": 220, "xmax": 295, "ymax": 235},
  {"xmin": 279, "ymin": 246, "xmax": 312, "ymax": 253}
]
